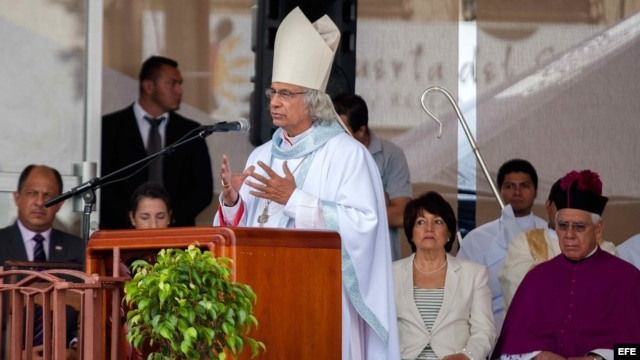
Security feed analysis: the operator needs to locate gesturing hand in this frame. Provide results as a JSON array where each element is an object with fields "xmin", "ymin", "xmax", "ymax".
[
  {"xmin": 245, "ymin": 161, "xmax": 297, "ymax": 205},
  {"xmin": 220, "ymin": 154, "xmax": 254, "ymax": 206}
]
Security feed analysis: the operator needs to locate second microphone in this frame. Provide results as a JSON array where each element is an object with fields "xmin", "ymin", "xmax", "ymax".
[{"xmin": 205, "ymin": 118, "xmax": 251, "ymax": 133}]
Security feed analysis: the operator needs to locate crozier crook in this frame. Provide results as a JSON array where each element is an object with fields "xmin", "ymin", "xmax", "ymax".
[{"xmin": 420, "ymin": 86, "xmax": 505, "ymax": 209}]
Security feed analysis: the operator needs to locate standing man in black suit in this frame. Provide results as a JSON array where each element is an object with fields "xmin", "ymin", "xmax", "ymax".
[
  {"xmin": 0, "ymin": 164, "xmax": 84, "ymax": 356},
  {"xmin": 101, "ymin": 56, "xmax": 213, "ymax": 229}
]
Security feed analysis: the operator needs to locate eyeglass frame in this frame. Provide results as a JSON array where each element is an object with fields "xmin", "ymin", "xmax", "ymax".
[
  {"xmin": 556, "ymin": 220, "xmax": 591, "ymax": 233},
  {"xmin": 265, "ymin": 87, "xmax": 307, "ymax": 101}
]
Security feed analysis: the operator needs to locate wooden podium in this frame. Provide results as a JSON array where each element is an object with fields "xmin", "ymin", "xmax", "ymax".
[{"xmin": 87, "ymin": 226, "xmax": 342, "ymax": 359}]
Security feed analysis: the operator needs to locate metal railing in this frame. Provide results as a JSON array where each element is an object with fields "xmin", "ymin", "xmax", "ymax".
[{"xmin": 0, "ymin": 262, "xmax": 125, "ymax": 360}]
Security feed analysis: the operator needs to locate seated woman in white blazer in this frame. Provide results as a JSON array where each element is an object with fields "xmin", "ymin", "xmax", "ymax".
[{"xmin": 393, "ymin": 192, "xmax": 496, "ymax": 360}]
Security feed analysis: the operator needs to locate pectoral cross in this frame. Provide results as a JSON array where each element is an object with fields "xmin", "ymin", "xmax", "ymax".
[{"xmin": 257, "ymin": 204, "xmax": 269, "ymax": 227}]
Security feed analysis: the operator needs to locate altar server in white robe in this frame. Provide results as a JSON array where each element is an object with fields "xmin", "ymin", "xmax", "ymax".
[{"xmin": 213, "ymin": 7, "xmax": 400, "ymax": 360}]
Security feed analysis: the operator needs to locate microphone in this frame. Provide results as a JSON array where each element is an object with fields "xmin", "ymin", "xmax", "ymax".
[{"xmin": 206, "ymin": 118, "xmax": 251, "ymax": 133}]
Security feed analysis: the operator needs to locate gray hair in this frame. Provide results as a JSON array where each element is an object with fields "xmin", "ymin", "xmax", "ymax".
[{"xmin": 303, "ymin": 89, "xmax": 339, "ymax": 125}]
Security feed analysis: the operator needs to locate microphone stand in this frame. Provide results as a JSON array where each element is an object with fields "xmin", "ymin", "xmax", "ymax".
[{"xmin": 45, "ymin": 126, "xmax": 216, "ymax": 245}]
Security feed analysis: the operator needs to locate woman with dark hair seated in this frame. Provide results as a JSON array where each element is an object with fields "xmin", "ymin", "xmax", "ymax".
[
  {"xmin": 121, "ymin": 182, "xmax": 173, "ymax": 359},
  {"xmin": 128, "ymin": 182, "xmax": 173, "ymax": 229},
  {"xmin": 393, "ymin": 191, "xmax": 496, "ymax": 360},
  {"xmin": 120, "ymin": 182, "xmax": 173, "ymax": 277}
]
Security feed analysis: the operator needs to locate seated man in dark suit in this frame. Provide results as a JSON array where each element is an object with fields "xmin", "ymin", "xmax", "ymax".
[{"xmin": 0, "ymin": 164, "xmax": 85, "ymax": 358}]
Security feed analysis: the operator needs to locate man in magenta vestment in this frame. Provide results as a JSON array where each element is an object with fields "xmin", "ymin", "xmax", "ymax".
[{"xmin": 493, "ymin": 170, "xmax": 640, "ymax": 360}]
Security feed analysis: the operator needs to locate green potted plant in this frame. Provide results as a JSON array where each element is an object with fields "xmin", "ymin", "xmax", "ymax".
[{"xmin": 123, "ymin": 244, "xmax": 265, "ymax": 360}]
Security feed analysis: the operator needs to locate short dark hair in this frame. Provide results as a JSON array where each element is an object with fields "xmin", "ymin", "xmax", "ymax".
[
  {"xmin": 129, "ymin": 181, "xmax": 173, "ymax": 215},
  {"xmin": 332, "ymin": 93, "xmax": 368, "ymax": 132},
  {"xmin": 138, "ymin": 56, "xmax": 179, "ymax": 93},
  {"xmin": 403, "ymin": 191, "xmax": 457, "ymax": 253},
  {"xmin": 547, "ymin": 178, "xmax": 565, "ymax": 206},
  {"xmin": 17, "ymin": 164, "xmax": 63, "ymax": 195},
  {"xmin": 497, "ymin": 158, "xmax": 538, "ymax": 190}
]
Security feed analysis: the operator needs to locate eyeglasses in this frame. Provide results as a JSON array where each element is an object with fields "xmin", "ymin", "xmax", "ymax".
[
  {"xmin": 265, "ymin": 88, "xmax": 307, "ymax": 101},
  {"xmin": 556, "ymin": 220, "xmax": 590, "ymax": 233}
]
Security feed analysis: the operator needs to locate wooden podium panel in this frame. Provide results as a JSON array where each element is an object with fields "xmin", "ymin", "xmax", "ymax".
[{"xmin": 87, "ymin": 226, "xmax": 342, "ymax": 359}]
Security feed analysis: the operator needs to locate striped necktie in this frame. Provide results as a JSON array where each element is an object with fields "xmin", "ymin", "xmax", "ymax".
[
  {"xmin": 33, "ymin": 233, "xmax": 46, "ymax": 262},
  {"xmin": 32, "ymin": 233, "xmax": 46, "ymax": 345}
]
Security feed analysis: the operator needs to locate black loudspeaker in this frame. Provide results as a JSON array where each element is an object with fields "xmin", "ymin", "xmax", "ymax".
[{"xmin": 250, "ymin": 0, "xmax": 357, "ymax": 146}]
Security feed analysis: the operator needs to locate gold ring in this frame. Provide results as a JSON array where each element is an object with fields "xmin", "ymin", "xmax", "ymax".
[{"xmin": 221, "ymin": 179, "xmax": 230, "ymax": 188}]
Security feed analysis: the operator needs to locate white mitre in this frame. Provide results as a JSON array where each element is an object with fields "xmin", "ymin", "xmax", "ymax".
[
  {"xmin": 272, "ymin": 7, "xmax": 340, "ymax": 92},
  {"xmin": 271, "ymin": 7, "xmax": 351, "ymax": 134}
]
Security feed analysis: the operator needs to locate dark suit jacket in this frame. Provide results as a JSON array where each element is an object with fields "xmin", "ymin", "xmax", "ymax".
[
  {"xmin": 0, "ymin": 223, "xmax": 85, "ymax": 266},
  {"xmin": 0, "ymin": 222, "xmax": 85, "ymax": 348},
  {"xmin": 100, "ymin": 104, "xmax": 213, "ymax": 229}
]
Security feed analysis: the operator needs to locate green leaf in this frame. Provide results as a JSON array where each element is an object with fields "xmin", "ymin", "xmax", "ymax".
[
  {"xmin": 237, "ymin": 309, "xmax": 247, "ymax": 323},
  {"xmin": 159, "ymin": 325, "xmax": 171, "ymax": 339},
  {"xmin": 202, "ymin": 327, "xmax": 215, "ymax": 341},
  {"xmin": 180, "ymin": 339, "xmax": 192, "ymax": 355},
  {"xmin": 186, "ymin": 327, "xmax": 197, "ymax": 339},
  {"xmin": 137, "ymin": 298, "xmax": 150, "ymax": 310}
]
